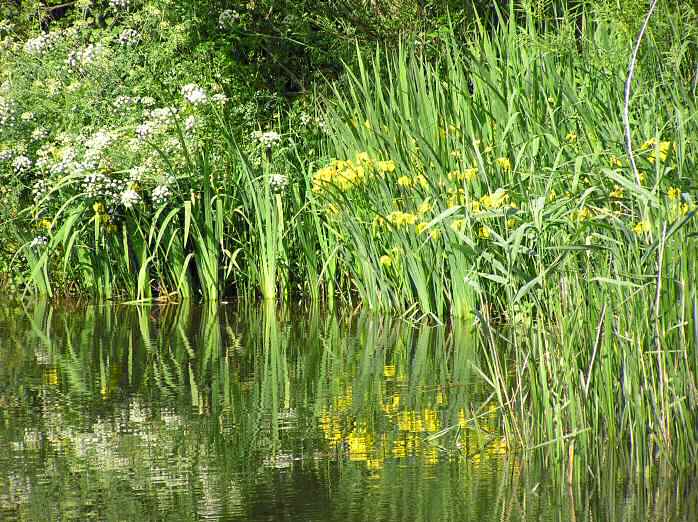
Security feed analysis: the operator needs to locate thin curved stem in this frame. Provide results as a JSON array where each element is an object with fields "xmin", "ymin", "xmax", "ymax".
[{"xmin": 623, "ymin": 0, "xmax": 659, "ymax": 186}]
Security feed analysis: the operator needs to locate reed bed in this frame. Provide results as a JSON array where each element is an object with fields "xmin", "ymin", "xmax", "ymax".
[{"xmin": 309, "ymin": 8, "xmax": 698, "ymax": 468}]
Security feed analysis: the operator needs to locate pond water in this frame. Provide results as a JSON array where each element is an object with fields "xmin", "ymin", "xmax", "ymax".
[{"xmin": 1, "ymin": 302, "xmax": 696, "ymax": 521}]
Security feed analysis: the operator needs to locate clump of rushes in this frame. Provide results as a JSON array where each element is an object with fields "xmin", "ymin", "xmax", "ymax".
[
  {"xmin": 313, "ymin": 7, "xmax": 696, "ymax": 322},
  {"xmin": 312, "ymin": 7, "xmax": 698, "ymax": 467}
]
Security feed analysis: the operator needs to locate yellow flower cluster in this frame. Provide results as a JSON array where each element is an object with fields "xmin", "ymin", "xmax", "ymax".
[
  {"xmin": 417, "ymin": 200, "xmax": 432, "ymax": 215},
  {"xmin": 609, "ymin": 185, "xmax": 624, "ymax": 199},
  {"xmin": 633, "ymin": 220, "xmax": 651, "ymax": 235},
  {"xmin": 450, "ymin": 218, "xmax": 466, "ymax": 232},
  {"xmin": 447, "ymin": 168, "xmax": 477, "ymax": 182},
  {"xmin": 312, "ymin": 153, "xmax": 396, "ymax": 193},
  {"xmin": 37, "ymin": 218, "xmax": 53, "ymax": 231},
  {"xmin": 641, "ymin": 138, "xmax": 672, "ymax": 164},
  {"xmin": 397, "ymin": 174, "xmax": 428, "ymax": 189},
  {"xmin": 478, "ymin": 188, "xmax": 509, "ymax": 210},
  {"xmin": 666, "ymin": 187, "xmax": 693, "ymax": 217},
  {"xmin": 478, "ymin": 226, "xmax": 491, "ymax": 239},
  {"xmin": 576, "ymin": 207, "xmax": 592, "ymax": 222},
  {"xmin": 447, "ymin": 187, "xmax": 466, "ymax": 207},
  {"xmin": 387, "ymin": 210, "xmax": 418, "ymax": 227},
  {"xmin": 495, "ymin": 157, "xmax": 512, "ymax": 171}
]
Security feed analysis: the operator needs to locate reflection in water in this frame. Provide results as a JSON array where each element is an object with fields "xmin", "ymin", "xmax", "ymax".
[{"xmin": 0, "ymin": 302, "xmax": 696, "ymax": 521}]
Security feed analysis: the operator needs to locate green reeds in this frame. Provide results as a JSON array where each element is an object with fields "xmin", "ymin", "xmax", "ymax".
[
  {"xmin": 313, "ymin": 6, "xmax": 696, "ymax": 320},
  {"xmin": 306, "ymin": 6, "xmax": 698, "ymax": 466}
]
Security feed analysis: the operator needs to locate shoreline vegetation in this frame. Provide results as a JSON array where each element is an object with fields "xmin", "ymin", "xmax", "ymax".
[{"xmin": 1, "ymin": 1, "xmax": 698, "ymax": 469}]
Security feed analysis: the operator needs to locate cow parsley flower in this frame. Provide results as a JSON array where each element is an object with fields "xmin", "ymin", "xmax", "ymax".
[
  {"xmin": 31, "ymin": 127, "xmax": 48, "ymax": 141},
  {"xmin": 0, "ymin": 96, "xmax": 16, "ymax": 126},
  {"xmin": 120, "ymin": 189, "xmax": 141, "ymax": 208},
  {"xmin": 148, "ymin": 107, "xmax": 178, "ymax": 124},
  {"xmin": 269, "ymin": 174, "xmax": 288, "ymax": 192},
  {"xmin": 67, "ymin": 43, "xmax": 106, "ymax": 70},
  {"xmin": 128, "ymin": 165, "xmax": 146, "ymax": 183},
  {"xmin": 255, "ymin": 130, "xmax": 281, "ymax": 146},
  {"xmin": 117, "ymin": 29, "xmax": 139, "ymax": 45},
  {"xmin": 84, "ymin": 130, "xmax": 112, "ymax": 162},
  {"xmin": 24, "ymin": 32, "xmax": 61, "ymax": 55},
  {"xmin": 12, "ymin": 155, "xmax": 32, "ymax": 173},
  {"xmin": 211, "ymin": 93, "xmax": 228, "ymax": 105},
  {"xmin": 110, "ymin": 0, "xmax": 129, "ymax": 8},
  {"xmin": 184, "ymin": 115, "xmax": 197, "ymax": 132},
  {"xmin": 152, "ymin": 184, "xmax": 171, "ymax": 205},
  {"xmin": 181, "ymin": 83, "xmax": 207, "ymax": 105},
  {"xmin": 136, "ymin": 122, "xmax": 154, "ymax": 141},
  {"xmin": 113, "ymin": 95, "xmax": 136, "ymax": 110},
  {"xmin": 30, "ymin": 236, "xmax": 48, "ymax": 248},
  {"xmin": 83, "ymin": 171, "xmax": 124, "ymax": 202},
  {"xmin": 218, "ymin": 10, "xmax": 240, "ymax": 29},
  {"xmin": 32, "ymin": 179, "xmax": 51, "ymax": 203}
]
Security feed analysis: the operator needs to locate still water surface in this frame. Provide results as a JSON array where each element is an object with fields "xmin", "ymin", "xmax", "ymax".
[{"xmin": 1, "ymin": 302, "xmax": 696, "ymax": 521}]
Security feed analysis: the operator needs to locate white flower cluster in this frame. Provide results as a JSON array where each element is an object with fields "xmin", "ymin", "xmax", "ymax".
[
  {"xmin": 83, "ymin": 172, "xmax": 125, "ymax": 202},
  {"xmin": 109, "ymin": 0, "xmax": 129, "ymax": 8},
  {"xmin": 218, "ymin": 9, "xmax": 240, "ymax": 29},
  {"xmin": 117, "ymin": 29, "xmax": 139, "ymax": 46},
  {"xmin": 254, "ymin": 130, "xmax": 281, "ymax": 146},
  {"xmin": 211, "ymin": 93, "xmax": 229, "ymax": 105},
  {"xmin": 120, "ymin": 189, "xmax": 141, "ymax": 208},
  {"xmin": 135, "ymin": 107, "xmax": 178, "ymax": 141},
  {"xmin": 0, "ymin": 19, "xmax": 15, "ymax": 36},
  {"xmin": 34, "ymin": 156, "xmax": 51, "ymax": 174},
  {"xmin": 152, "ymin": 184, "xmax": 171, "ymax": 205},
  {"xmin": 84, "ymin": 130, "xmax": 113, "ymax": 162},
  {"xmin": 24, "ymin": 32, "xmax": 61, "ymax": 55},
  {"xmin": 135, "ymin": 121, "xmax": 154, "ymax": 141},
  {"xmin": 149, "ymin": 107, "xmax": 179, "ymax": 124},
  {"xmin": 297, "ymin": 111, "xmax": 331, "ymax": 133},
  {"xmin": 72, "ymin": 160, "xmax": 98, "ymax": 177},
  {"xmin": 128, "ymin": 165, "xmax": 146, "ymax": 183},
  {"xmin": 113, "ymin": 95, "xmax": 137, "ymax": 110},
  {"xmin": 32, "ymin": 179, "xmax": 52, "ymax": 204},
  {"xmin": 269, "ymin": 173, "xmax": 288, "ymax": 192},
  {"xmin": 184, "ymin": 115, "xmax": 197, "ymax": 132},
  {"xmin": 48, "ymin": 148, "xmax": 77, "ymax": 176},
  {"xmin": 21, "ymin": 111, "xmax": 34, "ymax": 122},
  {"xmin": 0, "ymin": 95, "xmax": 16, "ymax": 126},
  {"xmin": 67, "ymin": 43, "xmax": 106, "ymax": 70},
  {"xmin": 30, "ymin": 236, "xmax": 48, "ymax": 248},
  {"xmin": 113, "ymin": 95, "xmax": 158, "ymax": 111},
  {"xmin": 181, "ymin": 83, "xmax": 207, "ymax": 105},
  {"xmin": 31, "ymin": 127, "xmax": 49, "ymax": 141},
  {"xmin": 12, "ymin": 155, "xmax": 32, "ymax": 173},
  {"xmin": 0, "ymin": 148, "xmax": 12, "ymax": 161}
]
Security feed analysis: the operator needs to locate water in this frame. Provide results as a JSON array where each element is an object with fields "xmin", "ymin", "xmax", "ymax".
[{"xmin": 1, "ymin": 302, "xmax": 696, "ymax": 521}]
